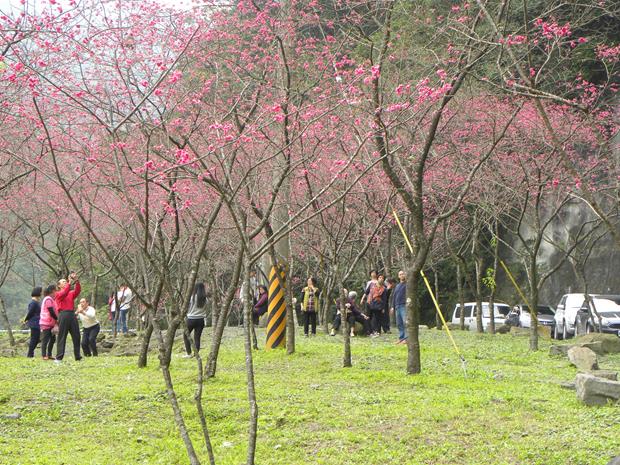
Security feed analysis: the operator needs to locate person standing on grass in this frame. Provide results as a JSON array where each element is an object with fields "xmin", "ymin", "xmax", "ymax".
[
  {"xmin": 39, "ymin": 284, "xmax": 58, "ymax": 360},
  {"xmin": 183, "ymin": 282, "xmax": 207, "ymax": 358},
  {"xmin": 116, "ymin": 284, "xmax": 133, "ymax": 335},
  {"xmin": 108, "ymin": 292, "xmax": 116, "ymax": 329},
  {"xmin": 54, "ymin": 272, "xmax": 82, "ymax": 361},
  {"xmin": 391, "ymin": 270, "xmax": 407, "ymax": 344},
  {"xmin": 252, "ymin": 285, "xmax": 268, "ymax": 325},
  {"xmin": 76, "ymin": 298, "xmax": 100, "ymax": 357},
  {"xmin": 23, "ymin": 287, "xmax": 42, "ymax": 358},
  {"xmin": 300, "ymin": 277, "xmax": 320, "ymax": 337},
  {"xmin": 367, "ymin": 275, "xmax": 388, "ymax": 337},
  {"xmin": 359, "ymin": 270, "xmax": 378, "ymax": 309},
  {"xmin": 384, "ymin": 277, "xmax": 396, "ymax": 334}
]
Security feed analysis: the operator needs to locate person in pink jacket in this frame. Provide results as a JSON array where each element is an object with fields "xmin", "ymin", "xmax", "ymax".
[{"xmin": 39, "ymin": 284, "xmax": 58, "ymax": 360}]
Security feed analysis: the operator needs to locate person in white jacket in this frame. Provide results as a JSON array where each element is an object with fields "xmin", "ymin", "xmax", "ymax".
[{"xmin": 77, "ymin": 298, "xmax": 100, "ymax": 356}]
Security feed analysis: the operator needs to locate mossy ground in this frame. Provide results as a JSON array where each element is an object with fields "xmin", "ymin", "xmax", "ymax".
[{"xmin": 0, "ymin": 328, "xmax": 618, "ymax": 465}]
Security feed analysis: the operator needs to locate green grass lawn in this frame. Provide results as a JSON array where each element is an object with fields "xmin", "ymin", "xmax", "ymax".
[{"xmin": 1, "ymin": 328, "xmax": 619, "ymax": 465}]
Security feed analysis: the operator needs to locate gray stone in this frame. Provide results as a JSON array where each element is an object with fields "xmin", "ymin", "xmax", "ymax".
[
  {"xmin": 549, "ymin": 345, "xmax": 571, "ymax": 356},
  {"xmin": 606, "ymin": 456, "xmax": 620, "ymax": 465},
  {"xmin": 0, "ymin": 348, "xmax": 16, "ymax": 357},
  {"xmin": 567, "ymin": 346, "xmax": 599, "ymax": 371},
  {"xmin": 101, "ymin": 340, "xmax": 114, "ymax": 349},
  {"xmin": 575, "ymin": 334, "xmax": 620, "ymax": 354},
  {"xmin": 509, "ymin": 327, "xmax": 529, "ymax": 336},
  {"xmin": 509, "ymin": 326, "xmax": 551, "ymax": 338},
  {"xmin": 560, "ymin": 381, "xmax": 576, "ymax": 390},
  {"xmin": 575, "ymin": 373, "xmax": 620, "ymax": 406},
  {"xmin": 497, "ymin": 325, "xmax": 511, "ymax": 334},
  {"xmin": 584, "ymin": 370, "xmax": 618, "ymax": 381},
  {"xmin": 580, "ymin": 341, "xmax": 605, "ymax": 355},
  {"xmin": 444, "ymin": 323, "xmax": 460, "ymax": 331},
  {"xmin": 2, "ymin": 412, "xmax": 21, "ymax": 419}
]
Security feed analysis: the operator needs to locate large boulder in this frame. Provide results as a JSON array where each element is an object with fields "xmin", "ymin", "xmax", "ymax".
[
  {"xmin": 607, "ymin": 456, "xmax": 620, "ymax": 465},
  {"xmin": 575, "ymin": 373, "xmax": 620, "ymax": 406},
  {"xmin": 567, "ymin": 346, "xmax": 599, "ymax": 371},
  {"xmin": 574, "ymin": 334, "xmax": 620, "ymax": 354}
]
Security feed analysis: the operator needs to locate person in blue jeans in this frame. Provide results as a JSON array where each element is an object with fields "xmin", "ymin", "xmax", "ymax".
[
  {"xmin": 391, "ymin": 270, "xmax": 407, "ymax": 344},
  {"xmin": 115, "ymin": 284, "xmax": 133, "ymax": 334}
]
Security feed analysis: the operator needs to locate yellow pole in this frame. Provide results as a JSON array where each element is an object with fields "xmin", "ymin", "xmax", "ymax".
[{"xmin": 392, "ymin": 210, "xmax": 466, "ymax": 375}]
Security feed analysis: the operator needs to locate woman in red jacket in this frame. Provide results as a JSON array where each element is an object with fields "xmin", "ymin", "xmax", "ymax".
[{"xmin": 54, "ymin": 272, "xmax": 82, "ymax": 362}]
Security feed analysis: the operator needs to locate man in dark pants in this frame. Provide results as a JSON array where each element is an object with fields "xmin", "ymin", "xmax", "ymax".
[
  {"xmin": 54, "ymin": 273, "xmax": 82, "ymax": 362},
  {"xmin": 23, "ymin": 287, "xmax": 42, "ymax": 358}
]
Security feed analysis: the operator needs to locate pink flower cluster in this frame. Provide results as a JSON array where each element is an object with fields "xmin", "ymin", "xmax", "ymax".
[
  {"xmin": 596, "ymin": 44, "xmax": 620, "ymax": 62},
  {"xmin": 535, "ymin": 18, "xmax": 571, "ymax": 40}
]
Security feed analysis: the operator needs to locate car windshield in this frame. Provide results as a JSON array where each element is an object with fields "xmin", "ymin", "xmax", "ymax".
[
  {"xmin": 482, "ymin": 304, "xmax": 510, "ymax": 317},
  {"xmin": 591, "ymin": 297, "xmax": 620, "ymax": 313},
  {"xmin": 537, "ymin": 306, "xmax": 554, "ymax": 315},
  {"xmin": 520, "ymin": 305, "xmax": 554, "ymax": 315}
]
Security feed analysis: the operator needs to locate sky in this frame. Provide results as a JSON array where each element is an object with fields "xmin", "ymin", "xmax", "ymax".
[{"xmin": 0, "ymin": 0, "xmax": 196, "ymax": 13}]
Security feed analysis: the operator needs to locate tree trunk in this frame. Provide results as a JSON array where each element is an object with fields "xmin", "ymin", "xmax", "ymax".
[
  {"xmin": 321, "ymin": 272, "xmax": 334, "ymax": 334},
  {"xmin": 488, "ymin": 222, "xmax": 499, "ymax": 335},
  {"xmin": 474, "ymin": 258, "xmax": 484, "ymax": 333},
  {"xmin": 529, "ymin": 283, "xmax": 539, "ymax": 351},
  {"xmin": 137, "ymin": 318, "xmax": 153, "ymax": 368},
  {"xmin": 206, "ymin": 246, "xmax": 244, "ymax": 378},
  {"xmin": 386, "ymin": 227, "xmax": 393, "ymax": 277},
  {"xmin": 341, "ymin": 286, "xmax": 352, "ymax": 368},
  {"xmin": 433, "ymin": 270, "xmax": 442, "ymax": 330},
  {"xmin": 193, "ymin": 337, "xmax": 215, "ymax": 464},
  {"xmin": 92, "ymin": 275, "xmax": 98, "ymax": 308},
  {"xmin": 153, "ymin": 320, "xmax": 201, "ymax": 465},
  {"xmin": 286, "ymin": 240, "xmax": 296, "ymax": 355},
  {"xmin": 406, "ymin": 268, "xmax": 421, "ymax": 374},
  {"xmin": 457, "ymin": 263, "xmax": 465, "ymax": 331},
  {"xmin": 242, "ymin": 259, "xmax": 259, "ymax": 465},
  {"xmin": 0, "ymin": 295, "xmax": 15, "ymax": 346}
]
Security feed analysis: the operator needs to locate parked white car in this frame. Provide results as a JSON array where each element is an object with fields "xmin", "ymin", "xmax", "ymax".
[
  {"xmin": 554, "ymin": 293, "xmax": 593, "ymax": 340},
  {"xmin": 451, "ymin": 302, "xmax": 511, "ymax": 330}
]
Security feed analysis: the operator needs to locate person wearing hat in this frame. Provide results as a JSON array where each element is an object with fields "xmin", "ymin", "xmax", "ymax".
[{"xmin": 23, "ymin": 286, "xmax": 42, "ymax": 358}]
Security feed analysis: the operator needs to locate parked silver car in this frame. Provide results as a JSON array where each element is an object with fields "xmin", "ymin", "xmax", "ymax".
[
  {"xmin": 451, "ymin": 302, "xmax": 511, "ymax": 330},
  {"xmin": 575, "ymin": 295, "xmax": 620, "ymax": 336},
  {"xmin": 514, "ymin": 304, "xmax": 555, "ymax": 329}
]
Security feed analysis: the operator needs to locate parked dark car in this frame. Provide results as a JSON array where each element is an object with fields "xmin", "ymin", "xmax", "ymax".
[
  {"xmin": 575, "ymin": 295, "xmax": 620, "ymax": 336},
  {"xmin": 513, "ymin": 304, "xmax": 555, "ymax": 329}
]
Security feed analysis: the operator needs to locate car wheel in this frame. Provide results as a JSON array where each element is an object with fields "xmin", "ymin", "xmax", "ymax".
[{"xmin": 554, "ymin": 323, "xmax": 562, "ymax": 340}]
